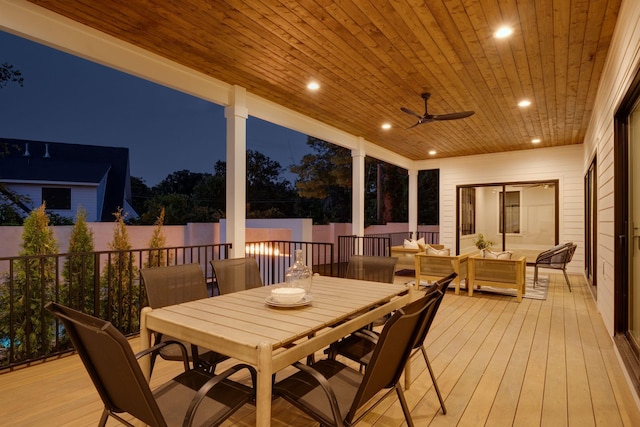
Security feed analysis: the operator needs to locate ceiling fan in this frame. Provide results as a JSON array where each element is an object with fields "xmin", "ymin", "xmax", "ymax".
[{"xmin": 401, "ymin": 92, "xmax": 475, "ymax": 129}]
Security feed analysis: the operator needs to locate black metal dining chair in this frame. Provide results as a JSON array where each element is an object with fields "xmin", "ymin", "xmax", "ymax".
[
  {"xmin": 274, "ymin": 287, "xmax": 442, "ymax": 427},
  {"xmin": 346, "ymin": 254, "xmax": 398, "ymax": 284},
  {"xmin": 329, "ymin": 272, "xmax": 457, "ymax": 414},
  {"xmin": 140, "ymin": 264, "xmax": 228, "ymax": 374},
  {"xmin": 46, "ymin": 301, "xmax": 256, "ymax": 427},
  {"xmin": 210, "ymin": 257, "xmax": 263, "ymax": 295}
]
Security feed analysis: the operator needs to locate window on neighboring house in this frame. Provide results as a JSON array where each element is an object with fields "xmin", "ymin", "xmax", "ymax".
[
  {"xmin": 42, "ymin": 187, "xmax": 71, "ymax": 210},
  {"xmin": 460, "ymin": 187, "xmax": 476, "ymax": 235},
  {"xmin": 499, "ymin": 190, "xmax": 520, "ymax": 233}
]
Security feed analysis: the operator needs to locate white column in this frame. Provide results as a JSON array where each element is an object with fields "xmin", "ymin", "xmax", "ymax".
[
  {"xmin": 408, "ymin": 169, "xmax": 418, "ymax": 238},
  {"xmin": 224, "ymin": 85, "xmax": 248, "ymax": 258},
  {"xmin": 352, "ymin": 141, "xmax": 366, "ymax": 251}
]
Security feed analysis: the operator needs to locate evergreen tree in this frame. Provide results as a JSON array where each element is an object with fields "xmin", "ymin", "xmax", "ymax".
[
  {"xmin": 100, "ymin": 208, "xmax": 139, "ymax": 332},
  {"xmin": 62, "ymin": 206, "xmax": 96, "ymax": 313},
  {"xmin": 0, "ymin": 204, "xmax": 58, "ymax": 362},
  {"xmin": 145, "ymin": 207, "xmax": 169, "ymax": 267}
]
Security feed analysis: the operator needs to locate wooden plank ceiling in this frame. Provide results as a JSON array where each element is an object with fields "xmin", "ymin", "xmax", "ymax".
[{"xmin": 28, "ymin": 0, "xmax": 622, "ymax": 161}]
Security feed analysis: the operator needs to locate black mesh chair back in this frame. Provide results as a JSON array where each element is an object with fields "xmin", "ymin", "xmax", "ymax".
[
  {"xmin": 346, "ymin": 255, "xmax": 398, "ymax": 284},
  {"xmin": 411, "ymin": 272, "xmax": 456, "ymax": 351},
  {"xmin": 210, "ymin": 257, "xmax": 263, "ymax": 295},
  {"xmin": 348, "ymin": 289, "xmax": 440, "ymax": 422},
  {"xmin": 141, "ymin": 264, "xmax": 208, "ymax": 308},
  {"xmin": 141, "ymin": 264, "xmax": 227, "ymax": 373}
]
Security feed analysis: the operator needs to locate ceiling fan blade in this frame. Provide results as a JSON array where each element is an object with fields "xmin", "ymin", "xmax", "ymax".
[
  {"xmin": 430, "ymin": 111, "xmax": 475, "ymax": 121},
  {"xmin": 400, "ymin": 107, "xmax": 424, "ymax": 119},
  {"xmin": 406, "ymin": 121, "xmax": 423, "ymax": 129}
]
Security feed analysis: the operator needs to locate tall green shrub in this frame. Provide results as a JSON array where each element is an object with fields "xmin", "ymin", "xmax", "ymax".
[
  {"xmin": 100, "ymin": 208, "xmax": 139, "ymax": 332},
  {"xmin": 145, "ymin": 207, "xmax": 169, "ymax": 267},
  {"xmin": 0, "ymin": 204, "xmax": 58, "ymax": 361},
  {"xmin": 62, "ymin": 206, "xmax": 95, "ymax": 313}
]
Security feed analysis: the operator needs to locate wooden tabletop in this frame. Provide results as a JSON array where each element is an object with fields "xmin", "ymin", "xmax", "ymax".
[{"xmin": 140, "ymin": 275, "xmax": 412, "ymax": 427}]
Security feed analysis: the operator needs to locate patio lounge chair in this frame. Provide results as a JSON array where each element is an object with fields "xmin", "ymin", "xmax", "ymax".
[{"xmin": 533, "ymin": 242, "xmax": 577, "ymax": 291}]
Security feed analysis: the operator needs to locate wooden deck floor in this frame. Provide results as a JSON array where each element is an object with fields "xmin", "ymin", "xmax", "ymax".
[{"xmin": 1, "ymin": 272, "xmax": 639, "ymax": 426}]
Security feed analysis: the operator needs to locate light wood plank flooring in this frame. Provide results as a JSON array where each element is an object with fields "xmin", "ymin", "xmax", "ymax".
[{"xmin": 1, "ymin": 272, "xmax": 639, "ymax": 426}]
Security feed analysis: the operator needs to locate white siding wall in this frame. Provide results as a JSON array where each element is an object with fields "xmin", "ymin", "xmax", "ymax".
[
  {"xmin": 418, "ymin": 145, "xmax": 584, "ymax": 275},
  {"xmin": 4, "ymin": 183, "xmax": 100, "ymax": 221},
  {"xmin": 583, "ymin": 0, "xmax": 640, "ymax": 335}
]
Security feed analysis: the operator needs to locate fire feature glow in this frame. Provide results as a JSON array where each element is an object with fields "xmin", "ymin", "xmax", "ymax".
[{"xmin": 245, "ymin": 243, "xmax": 281, "ymax": 256}]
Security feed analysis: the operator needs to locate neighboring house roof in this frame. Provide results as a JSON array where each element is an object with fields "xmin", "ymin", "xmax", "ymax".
[{"xmin": 0, "ymin": 138, "xmax": 134, "ymax": 221}]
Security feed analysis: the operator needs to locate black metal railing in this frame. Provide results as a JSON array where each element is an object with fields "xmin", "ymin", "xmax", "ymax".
[
  {"xmin": 0, "ymin": 240, "xmax": 334, "ymax": 371},
  {"xmin": 0, "ymin": 243, "xmax": 232, "ymax": 370},
  {"xmin": 415, "ymin": 230, "xmax": 440, "ymax": 244}
]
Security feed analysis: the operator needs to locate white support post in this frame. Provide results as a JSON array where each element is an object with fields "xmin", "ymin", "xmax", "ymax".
[
  {"xmin": 224, "ymin": 85, "xmax": 248, "ymax": 258},
  {"xmin": 352, "ymin": 141, "xmax": 366, "ymax": 253},
  {"xmin": 408, "ymin": 169, "xmax": 418, "ymax": 239}
]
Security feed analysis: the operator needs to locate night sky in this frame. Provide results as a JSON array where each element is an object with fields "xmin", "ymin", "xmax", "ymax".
[{"xmin": 0, "ymin": 30, "xmax": 310, "ymax": 186}]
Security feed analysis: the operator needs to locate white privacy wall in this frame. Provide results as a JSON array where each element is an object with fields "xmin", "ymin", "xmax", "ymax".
[
  {"xmin": 418, "ymin": 144, "xmax": 584, "ymax": 274},
  {"xmin": 583, "ymin": 0, "xmax": 640, "ymax": 335}
]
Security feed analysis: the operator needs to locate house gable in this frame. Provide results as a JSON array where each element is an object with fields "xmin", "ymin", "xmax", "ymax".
[{"xmin": 0, "ymin": 138, "xmax": 134, "ymax": 221}]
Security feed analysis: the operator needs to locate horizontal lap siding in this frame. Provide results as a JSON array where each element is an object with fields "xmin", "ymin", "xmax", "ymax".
[{"xmin": 583, "ymin": 0, "xmax": 640, "ymax": 334}]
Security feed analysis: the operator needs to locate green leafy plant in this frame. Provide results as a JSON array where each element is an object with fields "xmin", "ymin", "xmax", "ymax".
[{"xmin": 473, "ymin": 233, "xmax": 495, "ymax": 250}]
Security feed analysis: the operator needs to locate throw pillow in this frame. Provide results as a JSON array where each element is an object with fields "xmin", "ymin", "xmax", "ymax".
[
  {"xmin": 483, "ymin": 249, "xmax": 512, "ymax": 259},
  {"xmin": 403, "ymin": 239, "xmax": 419, "ymax": 249},
  {"xmin": 427, "ymin": 247, "xmax": 450, "ymax": 256}
]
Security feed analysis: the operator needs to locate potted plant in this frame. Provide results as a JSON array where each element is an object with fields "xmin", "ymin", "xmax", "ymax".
[{"xmin": 473, "ymin": 233, "xmax": 495, "ymax": 255}]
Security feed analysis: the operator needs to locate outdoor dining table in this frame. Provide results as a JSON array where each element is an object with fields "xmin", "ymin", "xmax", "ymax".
[{"xmin": 139, "ymin": 275, "xmax": 414, "ymax": 427}]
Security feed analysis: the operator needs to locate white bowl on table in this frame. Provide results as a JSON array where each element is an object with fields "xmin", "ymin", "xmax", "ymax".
[{"xmin": 271, "ymin": 287, "xmax": 306, "ymax": 304}]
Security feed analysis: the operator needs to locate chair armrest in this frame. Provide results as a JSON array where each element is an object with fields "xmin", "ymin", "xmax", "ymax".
[
  {"xmin": 352, "ymin": 328, "xmax": 380, "ymax": 343},
  {"xmin": 135, "ymin": 340, "xmax": 190, "ymax": 372},
  {"xmin": 184, "ymin": 364, "xmax": 257, "ymax": 426},
  {"xmin": 390, "ymin": 246, "xmax": 421, "ymax": 255}
]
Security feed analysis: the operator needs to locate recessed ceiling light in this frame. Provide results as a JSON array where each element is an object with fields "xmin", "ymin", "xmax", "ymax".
[
  {"xmin": 307, "ymin": 81, "xmax": 320, "ymax": 91},
  {"xmin": 381, "ymin": 123, "xmax": 391, "ymax": 130},
  {"xmin": 428, "ymin": 150, "xmax": 437, "ymax": 156},
  {"xmin": 518, "ymin": 99, "xmax": 531, "ymax": 107},
  {"xmin": 494, "ymin": 26, "xmax": 514, "ymax": 39},
  {"xmin": 532, "ymin": 138, "xmax": 541, "ymax": 144}
]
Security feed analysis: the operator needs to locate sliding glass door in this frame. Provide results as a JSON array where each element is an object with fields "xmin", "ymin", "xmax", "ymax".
[{"xmin": 457, "ymin": 182, "xmax": 558, "ymax": 261}]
